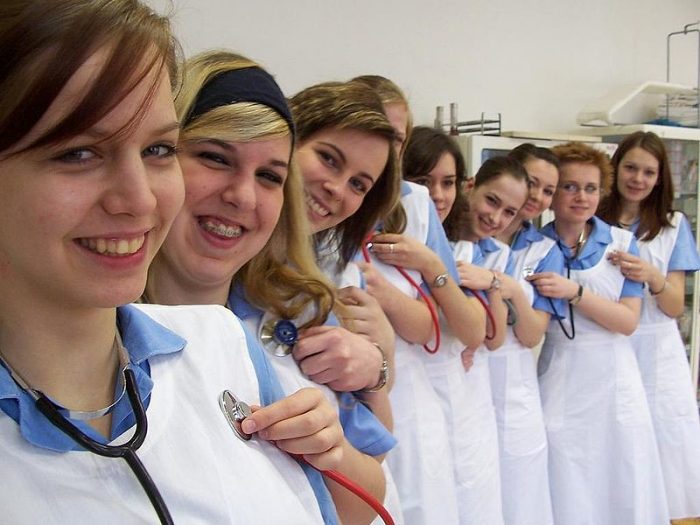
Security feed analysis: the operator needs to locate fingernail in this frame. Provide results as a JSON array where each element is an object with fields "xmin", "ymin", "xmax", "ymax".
[{"xmin": 242, "ymin": 419, "xmax": 257, "ymax": 433}]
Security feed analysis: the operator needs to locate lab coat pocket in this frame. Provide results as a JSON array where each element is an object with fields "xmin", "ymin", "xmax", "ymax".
[{"xmin": 504, "ymin": 353, "xmax": 547, "ymax": 456}]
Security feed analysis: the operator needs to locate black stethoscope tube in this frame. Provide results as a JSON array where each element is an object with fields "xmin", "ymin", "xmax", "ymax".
[{"xmin": 34, "ymin": 368, "xmax": 174, "ymax": 525}]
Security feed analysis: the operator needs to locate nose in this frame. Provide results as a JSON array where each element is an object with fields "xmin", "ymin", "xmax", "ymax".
[
  {"xmin": 102, "ymin": 155, "xmax": 157, "ymax": 217},
  {"xmin": 430, "ymin": 183, "xmax": 444, "ymax": 204},
  {"xmin": 321, "ymin": 175, "xmax": 345, "ymax": 201},
  {"xmin": 221, "ymin": 170, "xmax": 256, "ymax": 211},
  {"xmin": 529, "ymin": 187, "xmax": 541, "ymax": 203}
]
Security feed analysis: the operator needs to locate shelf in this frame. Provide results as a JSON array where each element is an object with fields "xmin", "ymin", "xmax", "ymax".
[{"xmin": 574, "ymin": 124, "xmax": 700, "ymax": 141}]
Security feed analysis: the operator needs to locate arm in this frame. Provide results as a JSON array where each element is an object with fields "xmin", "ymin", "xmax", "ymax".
[
  {"xmin": 608, "ymin": 250, "xmax": 686, "ymax": 318},
  {"xmin": 530, "ymin": 271, "xmax": 641, "ymax": 335},
  {"xmin": 457, "ymin": 260, "xmax": 506, "ymax": 349},
  {"xmin": 293, "ymin": 326, "xmax": 393, "ymax": 431},
  {"xmin": 357, "ymin": 260, "xmax": 433, "ymax": 344},
  {"xmin": 498, "ymin": 272, "xmax": 550, "ymax": 348},
  {"xmin": 371, "ymin": 233, "xmax": 485, "ymax": 349},
  {"xmin": 243, "ymin": 388, "xmax": 385, "ymax": 525}
]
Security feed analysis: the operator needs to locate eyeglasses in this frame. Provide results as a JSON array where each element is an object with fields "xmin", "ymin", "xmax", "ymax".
[{"xmin": 558, "ymin": 182, "xmax": 600, "ymax": 195}]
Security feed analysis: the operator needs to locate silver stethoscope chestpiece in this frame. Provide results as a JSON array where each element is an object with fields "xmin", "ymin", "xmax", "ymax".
[
  {"xmin": 219, "ymin": 390, "xmax": 252, "ymax": 441},
  {"xmin": 260, "ymin": 318, "xmax": 299, "ymax": 357},
  {"xmin": 522, "ymin": 266, "xmax": 535, "ymax": 279}
]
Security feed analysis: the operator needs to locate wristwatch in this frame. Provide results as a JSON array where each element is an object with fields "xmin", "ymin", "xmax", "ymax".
[
  {"xmin": 569, "ymin": 284, "xmax": 584, "ymax": 305},
  {"xmin": 360, "ymin": 344, "xmax": 389, "ymax": 393},
  {"xmin": 488, "ymin": 271, "xmax": 501, "ymax": 292},
  {"xmin": 431, "ymin": 273, "xmax": 449, "ymax": 288}
]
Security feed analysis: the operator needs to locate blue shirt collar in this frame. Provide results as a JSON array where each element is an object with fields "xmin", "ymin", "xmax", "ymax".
[
  {"xmin": 0, "ymin": 304, "xmax": 185, "ymax": 452},
  {"xmin": 477, "ymin": 236, "xmax": 500, "ymax": 255},
  {"xmin": 511, "ymin": 221, "xmax": 543, "ymax": 251},
  {"xmin": 228, "ymin": 283, "xmax": 263, "ymax": 320},
  {"xmin": 540, "ymin": 216, "xmax": 612, "ymax": 268}
]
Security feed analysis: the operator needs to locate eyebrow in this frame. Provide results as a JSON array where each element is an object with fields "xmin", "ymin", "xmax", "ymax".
[
  {"xmin": 195, "ymin": 137, "xmax": 288, "ymax": 168},
  {"xmin": 84, "ymin": 120, "xmax": 181, "ymax": 140},
  {"xmin": 318, "ymin": 140, "xmax": 377, "ymax": 184}
]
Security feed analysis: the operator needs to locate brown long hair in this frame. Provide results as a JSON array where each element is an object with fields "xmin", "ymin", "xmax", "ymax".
[
  {"xmin": 597, "ymin": 131, "xmax": 674, "ymax": 241},
  {"xmin": 0, "ymin": 0, "xmax": 178, "ymax": 156},
  {"xmin": 290, "ymin": 81, "xmax": 401, "ymax": 267}
]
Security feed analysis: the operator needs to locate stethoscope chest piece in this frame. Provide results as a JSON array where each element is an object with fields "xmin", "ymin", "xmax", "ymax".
[
  {"xmin": 219, "ymin": 390, "xmax": 252, "ymax": 441},
  {"xmin": 260, "ymin": 318, "xmax": 298, "ymax": 357}
]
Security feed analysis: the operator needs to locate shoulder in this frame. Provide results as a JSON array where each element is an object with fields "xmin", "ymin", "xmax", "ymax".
[{"xmin": 132, "ymin": 303, "xmax": 245, "ymax": 340}]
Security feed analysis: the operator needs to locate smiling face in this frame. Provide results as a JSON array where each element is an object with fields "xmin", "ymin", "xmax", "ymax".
[
  {"xmin": 157, "ymin": 136, "xmax": 290, "ymax": 292},
  {"xmin": 616, "ymin": 146, "xmax": 660, "ymax": 205},
  {"xmin": 519, "ymin": 158, "xmax": 558, "ymax": 221},
  {"xmin": 551, "ymin": 162, "xmax": 601, "ymax": 226},
  {"xmin": 0, "ymin": 47, "xmax": 184, "ymax": 310},
  {"xmin": 296, "ymin": 127, "xmax": 390, "ymax": 233},
  {"xmin": 465, "ymin": 174, "xmax": 529, "ymax": 241},
  {"xmin": 410, "ymin": 151, "xmax": 458, "ymax": 222}
]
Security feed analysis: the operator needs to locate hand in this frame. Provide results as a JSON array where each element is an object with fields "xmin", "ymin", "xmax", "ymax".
[
  {"xmin": 369, "ymin": 232, "xmax": 438, "ymax": 275},
  {"xmin": 527, "ymin": 271, "xmax": 579, "ymax": 301},
  {"xmin": 461, "ymin": 347, "xmax": 476, "ymax": 372},
  {"xmin": 293, "ymin": 325, "xmax": 384, "ymax": 392},
  {"xmin": 607, "ymin": 250, "xmax": 659, "ymax": 286},
  {"xmin": 356, "ymin": 261, "xmax": 394, "ymax": 306},
  {"xmin": 337, "ymin": 285, "xmax": 395, "ymax": 352},
  {"xmin": 456, "ymin": 261, "xmax": 494, "ymax": 291},
  {"xmin": 241, "ymin": 387, "xmax": 344, "ymax": 471},
  {"xmin": 495, "ymin": 272, "xmax": 518, "ymax": 300}
]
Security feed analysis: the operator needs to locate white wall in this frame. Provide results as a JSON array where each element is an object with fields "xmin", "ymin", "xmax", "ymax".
[{"xmin": 149, "ymin": 0, "xmax": 699, "ymax": 132}]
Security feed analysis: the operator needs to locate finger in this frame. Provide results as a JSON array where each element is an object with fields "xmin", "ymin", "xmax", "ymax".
[
  {"xmin": 371, "ymin": 233, "xmax": 400, "ymax": 244},
  {"xmin": 336, "ymin": 286, "xmax": 367, "ymax": 305},
  {"xmin": 275, "ymin": 426, "xmax": 342, "ymax": 457},
  {"xmin": 242, "ymin": 387, "xmax": 324, "ymax": 435}
]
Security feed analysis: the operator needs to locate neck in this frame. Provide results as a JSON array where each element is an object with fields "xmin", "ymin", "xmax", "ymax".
[
  {"xmin": 554, "ymin": 219, "xmax": 588, "ymax": 248},
  {"xmin": 618, "ymin": 200, "xmax": 640, "ymax": 226},
  {"xmin": 496, "ymin": 216, "xmax": 524, "ymax": 245},
  {"xmin": 0, "ymin": 299, "xmax": 119, "ymax": 416},
  {"xmin": 145, "ymin": 259, "xmax": 230, "ymax": 307}
]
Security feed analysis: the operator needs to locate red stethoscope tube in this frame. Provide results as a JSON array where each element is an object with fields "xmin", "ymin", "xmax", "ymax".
[
  {"xmin": 361, "ymin": 234, "xmax": 441, "ymax": 354},
  {"xmin": 470, "ymin": 288, "xmax": 497, "ymax": 340},
  {"xmin": 291, "ymin": 453, "xmax": 395, "ymax": 525}
]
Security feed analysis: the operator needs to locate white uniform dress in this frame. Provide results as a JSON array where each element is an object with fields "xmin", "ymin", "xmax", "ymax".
[
  {"xmin": 360, "ymin": 181, "xmax": 460, "ymax": 525},
  {"xmin": 446, "ymin": 236, "xmax": 510, "ymax": 525},
  {"xmin": 629, "ymin": 211, "xmax": 700, "ymax": 520},
  {"xmin": 539, "ymin": 218, "xmax": 669, "ymax": 525},
  {"xmin": 489, "ymin": 221, "xmax": 564, "ymax": 525},
  {"xmin": 0, "ymin": 304, "xmax": 325, "ymax": 524}
]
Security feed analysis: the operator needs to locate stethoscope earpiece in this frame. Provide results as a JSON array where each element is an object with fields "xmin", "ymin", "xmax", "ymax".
[{"xmin": 219, "ymin": 390, "xmax": 252, "ymax": 441}]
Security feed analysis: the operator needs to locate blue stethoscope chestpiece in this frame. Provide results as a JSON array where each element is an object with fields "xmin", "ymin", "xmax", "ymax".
[
  {"xmin": 219, "ymin": 390, "xmax": 252, "ymax": 441},
  {"xmin": 260, "ymin": 318, "xmax": 299, "ymax": 357},
  {"xmin": 522, "ymin": 266, "xmax": 535, "ymax": 279}
]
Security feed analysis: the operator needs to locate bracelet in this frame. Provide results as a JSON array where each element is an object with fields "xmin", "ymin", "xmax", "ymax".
[
  {"xmin": 649, "ymin": 280, "xmax": 667, "ymax": 296},
  {"xmin": 488, "ymin": 271, "xmax": 501, "ymax": 292},
  {"xmin": 360, "ymin": 343, "xmax": 389, "ymax": 393},
  {"xmin": 569, "ymin": 284, "xmax": 584, "ymax": 305}
]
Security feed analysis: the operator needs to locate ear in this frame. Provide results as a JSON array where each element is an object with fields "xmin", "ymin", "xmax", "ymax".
[{"xmin": 464, "ymin": 177, "xmax": 475, "ymax": 194}]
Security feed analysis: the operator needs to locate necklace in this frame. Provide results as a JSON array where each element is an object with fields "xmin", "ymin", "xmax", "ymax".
[{"xmin": 0, "ymin": 331, "xmax": 130, "ymax": 421}]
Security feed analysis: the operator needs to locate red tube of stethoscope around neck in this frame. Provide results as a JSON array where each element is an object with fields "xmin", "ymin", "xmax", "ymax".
[
  {"xmin": 361, "ymin": 232, "xmax": 441, "ymax": 353},
  {"xmin": 361, "ymin": 232, "xmax": 497, "ymax": 345}
]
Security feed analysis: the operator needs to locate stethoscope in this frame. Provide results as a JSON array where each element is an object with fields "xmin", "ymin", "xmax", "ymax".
[
  {"xmin": 219, "ymin": 390, "xmax": 395, "ymax": 525},
  {"xmin": 254, "ymin": 313, "xmax": 395, "ymax": 524},
  {"xmin": 361, "ymin": 232, "xmax": 443, "ymax": 353},
  {"xmin": 0, "ymin": 334, "xmax": 174, "ymax": 525}
]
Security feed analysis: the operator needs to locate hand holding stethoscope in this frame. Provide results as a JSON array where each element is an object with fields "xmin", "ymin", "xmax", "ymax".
[
  {"xmin": 527, "ymin": 271, "xmax": 580, "ymax": 302},
  {"xmin": 336, "ymin": 285, "xmax": 396, "ymax": 356},
  {"xmin": 607, "ymin": 250, "xmax": 659, "ymax": 285},
  {"xmin": 292, "ymin": 325, "xmax": 387, "ymax": 393}
]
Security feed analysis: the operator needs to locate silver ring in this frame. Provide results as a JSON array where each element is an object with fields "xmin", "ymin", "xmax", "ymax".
[{"xmin": 389, "ymin": 243, "xmax": 395, "ymax": 254}]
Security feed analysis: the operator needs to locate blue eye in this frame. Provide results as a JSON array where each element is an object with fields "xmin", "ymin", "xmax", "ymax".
[
  {"xmin": 55, "ymin": 148, "xmax": 97, "ymax": 164},
  {"xmin": 143, "ymin": 144, "xmax": 177, "ymax": 158}
]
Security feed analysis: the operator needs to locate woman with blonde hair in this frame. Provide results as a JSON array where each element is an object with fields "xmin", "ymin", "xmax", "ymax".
[{"xmin": 146, "ymin": 51, "xmax": 395, "ymax": 525}]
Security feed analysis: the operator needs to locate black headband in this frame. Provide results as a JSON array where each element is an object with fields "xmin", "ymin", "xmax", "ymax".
[{"xmin": 185, "ymin": 66, "xmax": 295, "ymax": 137}]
